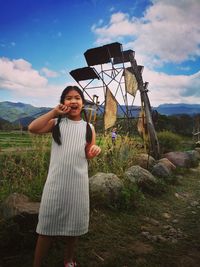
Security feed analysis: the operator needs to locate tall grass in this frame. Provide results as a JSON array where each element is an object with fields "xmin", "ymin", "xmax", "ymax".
[
  {"xmin": 1, "ymin": 130, "xmax": 194, "ymax": 204},
  {"xmin": 0, "ymin": 134, "xmax": 51, "ymax": 202},
  {"xmin": 89, "ymin": 133, "xmax": 144, "ymax": 177},
  {"xmin": 0, "ymin": 133, "xmax": 144, "ymax": 203}
]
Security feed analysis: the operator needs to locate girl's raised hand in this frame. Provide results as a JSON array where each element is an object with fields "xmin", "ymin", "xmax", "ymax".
[{"xmin": 54, "ymin": 104, "xmax": 71, "ymax": 115}]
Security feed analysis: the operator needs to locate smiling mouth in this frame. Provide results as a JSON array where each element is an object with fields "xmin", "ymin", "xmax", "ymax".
[{"xmin": 70, "ymin": 106, "xmax": 79, "ymax": 110}]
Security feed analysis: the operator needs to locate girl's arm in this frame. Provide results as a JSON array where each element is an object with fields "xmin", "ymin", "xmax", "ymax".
[
  {"xmin": 28, "ymin": 104, "xmax": 70, "ymax": 134},
  {"xmin": 85, "ymin": 126, "xmax": 101, "ymax": 159}
]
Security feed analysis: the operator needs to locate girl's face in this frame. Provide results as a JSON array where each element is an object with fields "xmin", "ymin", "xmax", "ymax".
[{"xmin": 64, "ymin": 89, "xmax": 84, "ymax": 120}]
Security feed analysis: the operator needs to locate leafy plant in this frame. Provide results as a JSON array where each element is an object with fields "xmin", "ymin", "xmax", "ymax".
[
  {"xmin": 157, "ymin": 130, "xmax": 182, "ymax": 154},
  {"xmin": 117, "ymin": 183, "xmax": 145, "ymax": 211}
]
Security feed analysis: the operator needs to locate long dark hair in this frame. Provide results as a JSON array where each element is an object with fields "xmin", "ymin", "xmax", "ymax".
[{"xmin": 52, "ymin": 86, "xmax": 92, "ymax": 145}]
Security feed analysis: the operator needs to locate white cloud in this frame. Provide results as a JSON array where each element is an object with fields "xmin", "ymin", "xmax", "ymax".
[
  {"xmin": 142, "ymin": 68, "xmax": 200, "ymax": 106},
  {"xmin": 92, "ymin": 0, "xmax": 200, "ymax": 67},
  {"xmin": 0, "ymin": 58, "xmax": 47, "ymax": 90},
  {"xmin": 0, "ymin": 57, "xmax": 64, "ymax": 106},
  {"xmin": 40, "ymin": 67, "xmax": 59, "ymax": 78},
  {"xmin": 1, "ymin": 57, "xmax": 200, "ymax": 108},
  {"xmin": 92, "ymin": 12, "xmax": 139, "ymax": 45},
  {"xmin": 90, "ymin": 0, "xmax": 200, "ymax": 106}
]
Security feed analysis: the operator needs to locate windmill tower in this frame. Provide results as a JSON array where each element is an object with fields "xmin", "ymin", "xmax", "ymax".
[{"xmin": 70, "ymin": 42, "xmax": 160, "ymax": 159}]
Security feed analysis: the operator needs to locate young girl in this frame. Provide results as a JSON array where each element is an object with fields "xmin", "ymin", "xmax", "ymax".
[{"xmin": 28, "ymin": 86, "xmax": 101, "ymax": 267}]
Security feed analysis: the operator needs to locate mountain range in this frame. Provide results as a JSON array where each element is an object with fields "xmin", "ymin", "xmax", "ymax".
[
  {"xmin": 156, "ymin": 103, "xmax": 200, "ymax": 116},
  {"xmin": 0, "ymin": 101, "xmax": 51, "ymax": 126},
  {"xmin": 0, "ymin": 101, "xmax": 200, "ymax": 127}
]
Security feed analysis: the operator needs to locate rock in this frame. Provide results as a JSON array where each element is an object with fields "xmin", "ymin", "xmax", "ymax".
[
  {"xmin": 190, "ymin": 200, "xmax": 199, "ymax": 207},
  {"xmin": 143, "ymin": 217, "xmax": 160, "ymax": 226},
  {"xmin": 124, "ymin": 165, "xmax": 157, "ymax": 192},
  {"xmin": 158, "ymin": 158, "xmax": 176, "ymax": 171},
  {"xmin": 164, "ymin": 151, "xmax": 199, "ymax": 168},
  {"xmin": 172, "ymin": 219, "xmax": 179, "ymax": 224},
  {"xmin": 152, "ymin": 162, "xmax": 172, "ymax": 178},
  {"xmin": 156, "ymin": 235, "xmax": 167, "ymax": 243},
  {"xmin": 191, "ymin": 211, "xmax": 197, "ymax": 214},
  {"xmin": 0, "ymin": 193, "xmax": 40, "ymax": 220},
  {"xmin": 89, "ymin": 172, "xmax": 124, "ymax": 207},
  {"xmin": 162, "ymin": 212, "xmax": 171, "ymax": 219},
  {"xmin": 141, "ymin": 231, "xmax": 151, "ymax": 239},
  {"xmin": 0, "ymin": 193, "xmax": 39, "ymax": 249},
  {"xmin": 133, "ymin": 153, "xmax": 156, "ymax": 170}
]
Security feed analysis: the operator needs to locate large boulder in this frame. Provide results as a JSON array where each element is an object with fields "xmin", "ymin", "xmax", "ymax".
[
  {"xmin": 164, "ymin": 151, "xmax": 199, "ymax": 168},
  {"xmin": 89, "ymin": 172, "xmax": 124, "ymax": 207},
  {"xmin": 124, "ymin": 165, "xmax": 157, "ymax": 192},
  {"xmin": 158, "ymin": 158, "xmax": 176, "ymax": 171},
  {"xmin": 152, "ymin": 158, "xmax": 176, "ymax": 178},
  {"xmin": 0, "ymin": 193, "xmax": 39, "ymax": 249},
  {"xmin": 152, "ymin": 162, "xmax": 172, "ymax": 178},
  {"xmin": 0, "ymin": 193, "xmax": 40, "ymax": 220},
  {"xmin": 133, "ymin": 153, "xmax": 156, "ymax": 170}
]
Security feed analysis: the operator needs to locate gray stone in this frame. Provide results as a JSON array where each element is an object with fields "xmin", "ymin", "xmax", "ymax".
[
  {"xmin": 0, "ymin": 193, "xmax": 40, "ymax": 220},
  {"xmin": 152, "ymin": 162, "xmax": 171, "ymax": 178},
  {"xmin": 164, "ymin": 151, "xmax": 199, "ymax": 168},
  {"xmin": 133, "ymin": 153, "xmax": 156, "ymax": 170},
  {"xmin": 124, "ymin": 165, "xmax": 157, "ymax": 192},
  {"xmin": 89, "ymin": 172, "xmax": 124, "ymax": 207}
]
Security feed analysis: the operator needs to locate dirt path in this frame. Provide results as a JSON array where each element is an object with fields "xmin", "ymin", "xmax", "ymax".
[{"xmin": 1, "ymin": 164, "xmax": 200, "ymax": 267}]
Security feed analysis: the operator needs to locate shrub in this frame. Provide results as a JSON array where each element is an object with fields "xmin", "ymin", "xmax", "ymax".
[
  {"xmin": 89, "ymin": 134, "xmax": 144, "ymax": 177},
  {"xmin": 117, "ymin": 184, "xmax": 145, "ymax": 211},
  {"xmin": 157, "ymin": 131, "xmax": 182, "ymax": 154}
]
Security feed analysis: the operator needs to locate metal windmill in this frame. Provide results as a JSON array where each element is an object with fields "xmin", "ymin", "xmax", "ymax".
[{"xmin": 69, "ymin": 42, "xmax": 160, "ymax": 159}]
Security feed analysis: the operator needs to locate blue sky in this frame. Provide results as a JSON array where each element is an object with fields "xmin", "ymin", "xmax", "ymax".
[{"xmin": 0, "ymin": 0, "xmax": 200, "ymax": 107}]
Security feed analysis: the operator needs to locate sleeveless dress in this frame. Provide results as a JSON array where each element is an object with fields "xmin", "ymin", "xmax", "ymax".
[{"xmin": 36, "ymin": 118, "xmax": 90, "ymax": 236}]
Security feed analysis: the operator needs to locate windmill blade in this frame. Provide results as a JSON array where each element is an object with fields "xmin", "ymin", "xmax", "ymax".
[
  {"xmin": 124, "ymin": 68, "xmax": 138, "ymax": 96},
  {"xmin": 104, "ymin": 87, "xmax": 118, "ymax": 130}
]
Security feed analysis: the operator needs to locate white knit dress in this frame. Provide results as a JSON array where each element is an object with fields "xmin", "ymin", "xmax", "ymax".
[{"xmin": 36, "ymin": 118, "xmax": 90, "ymax": 236}]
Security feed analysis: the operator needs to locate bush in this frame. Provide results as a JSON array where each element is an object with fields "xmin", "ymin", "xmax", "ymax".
[
  {"xmin": 89, "ymin": 134, "xmax": 144, "ymax": 177},
  {"xmin": 117, "ymin": 183, "xmax": 145, "ymax": 211},
  {"xmin": 157, "ymin": 130, "xmax": 182, "ymax": 154}
]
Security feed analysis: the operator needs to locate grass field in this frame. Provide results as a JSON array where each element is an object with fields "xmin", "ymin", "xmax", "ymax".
[
  {"xmin": 0, "ymin": 165, "xmax": 200, "ymax": 267},
  {"xmin": 0, "ymin": 131, "xmax": 107, "ymax": 150},
  {"xmin": 0, "ymin": 131, "xmax": 33, "ymax": 149},
  {"xmin": 0, "ymin": 130, "xmax": 52, "ymax": 151},
  {"xmin": 1, "ymin": 130, "xmax": 199, "ymax": 266}
]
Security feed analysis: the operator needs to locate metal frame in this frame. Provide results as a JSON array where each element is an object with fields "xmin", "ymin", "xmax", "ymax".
[{"xmin": 69, "ymin": 42, "xmax": 160, "ymax": 159}]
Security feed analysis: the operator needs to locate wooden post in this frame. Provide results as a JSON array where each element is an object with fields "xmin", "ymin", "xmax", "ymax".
[{"xmin": 129, "ymin": 53, "xmax": 160, "ymax": 159}]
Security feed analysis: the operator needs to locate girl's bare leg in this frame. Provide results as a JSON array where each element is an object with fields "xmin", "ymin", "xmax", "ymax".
[
  {"xmin": 33, "ymin": 234, "xmax": 54, "ymax": 267},
  {"xmin": 64, "ymin": 236, "xmax": 78, "ymax": 263}
]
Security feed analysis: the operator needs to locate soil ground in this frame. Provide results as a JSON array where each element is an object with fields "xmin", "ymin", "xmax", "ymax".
[{"xmin": 0, "ymin": 164, "xmax": 200, "ymax": 267}]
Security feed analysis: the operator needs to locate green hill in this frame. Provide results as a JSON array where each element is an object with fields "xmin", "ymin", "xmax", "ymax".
[{"xmin": 0, "ymin": 101, "xmax": 51, "ymax": 124}]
